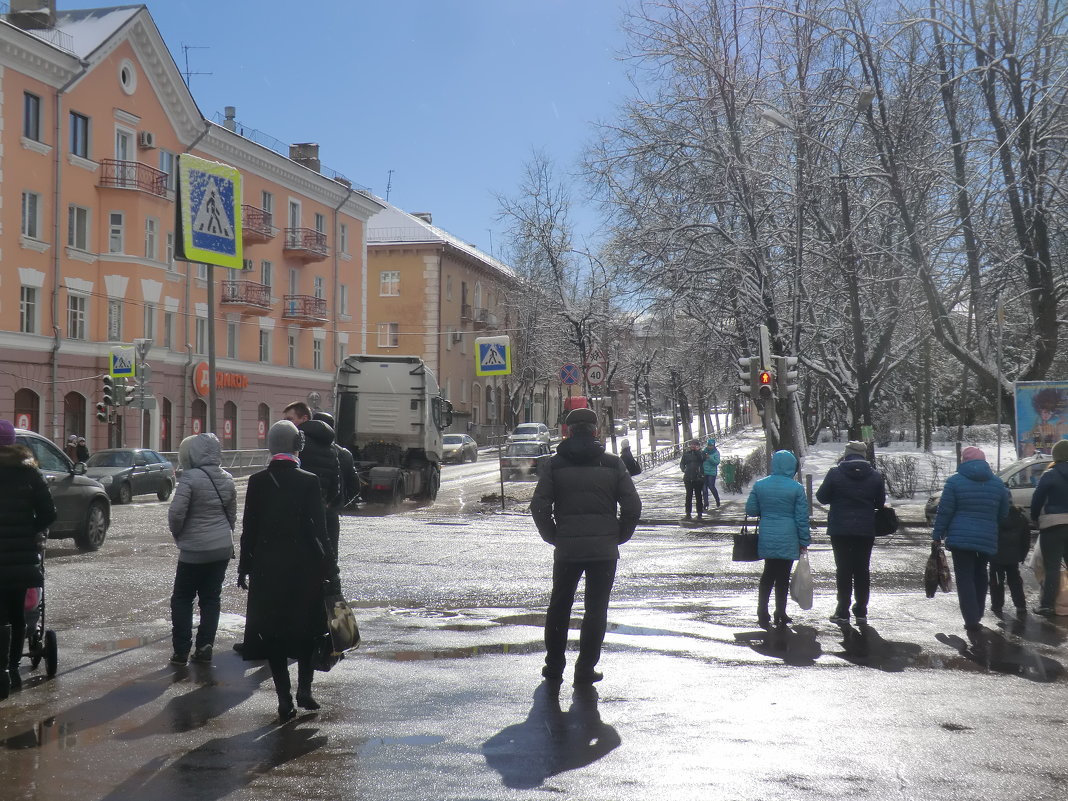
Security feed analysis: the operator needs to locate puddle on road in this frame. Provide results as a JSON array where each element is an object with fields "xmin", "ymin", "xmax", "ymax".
[
  {"xmin": 88, "ymin": 635, "xmax": 158, "ymax": 652},
  {"xmin": 372, "ymin": 640, "xmax": 544, "ymax": 662},
  {"xmin": 357, "ymin": 734, "xmax": 446, "ymax": 754}
]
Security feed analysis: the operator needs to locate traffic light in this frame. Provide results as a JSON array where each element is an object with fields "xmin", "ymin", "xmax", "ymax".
[
  {"xmin": 96, "ymin": 402, "xmax": 108, "ymax": 423},
  {"xmin": 758, "ymin": 367, "xmax": 775, "ymax": 402},
  {"xmin": 102, "ymin": 375, "xmax": 114, "ymax": 406},
  {"xmin": 737, "ymin": 357, "xmax": 754, "ymax": 395},
  {"xmin": 114, "ymin": 378, "xmax": 128, "ymax": 407},
  {"xmin": 775, "ymin": 355, "xmax": 799, "ymax": 395}
]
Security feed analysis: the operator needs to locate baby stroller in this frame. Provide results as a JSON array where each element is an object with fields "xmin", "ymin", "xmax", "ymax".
[{"xmin": 22, "ymin": 546, "xmax": 57, "ymax": 678}]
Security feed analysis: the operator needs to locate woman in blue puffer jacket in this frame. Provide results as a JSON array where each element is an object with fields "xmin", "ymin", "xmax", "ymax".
[
  {"xmin": 745, "ymin": 450, "xmax": 810, "ymax": 627},
  {"xmin": 932, "ymin": 446, "xmax": 1010, "ymax": 635}
]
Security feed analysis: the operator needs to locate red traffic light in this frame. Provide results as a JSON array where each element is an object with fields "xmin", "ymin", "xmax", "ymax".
[{"xmin": 759, "ymin": 370, "xmax": 772, "ymax": 385}]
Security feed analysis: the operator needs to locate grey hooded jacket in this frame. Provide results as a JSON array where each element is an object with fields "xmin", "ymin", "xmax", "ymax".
[{"xmin": 168, "ymin": 433, "xmax": 237, "ymax": 563}]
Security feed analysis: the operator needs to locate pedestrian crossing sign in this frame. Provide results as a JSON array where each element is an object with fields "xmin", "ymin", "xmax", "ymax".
[
  {"xmin": 176, "ymin": 154, "xmax": 243, "ymax": 269},
  {"xmin": 475, "ymin": 335, "xmax": 511, "ymax": 376}
]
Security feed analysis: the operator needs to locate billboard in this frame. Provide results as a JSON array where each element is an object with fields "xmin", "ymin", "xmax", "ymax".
[{"xmin": 1014, "ymin": 381, "xmax": 1068, "ymax": 457}]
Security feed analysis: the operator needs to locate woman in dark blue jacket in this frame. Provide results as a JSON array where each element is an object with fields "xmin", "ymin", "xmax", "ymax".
[
  {"xmin": 933, "ymin": 446, "xmax": 1010, "ymax": 635},
  {"xmin": 1029, "ymin": 439, "xmax": 1068, "ymax": 616},
  {"xmin": 815, "ymin": 441, "xmax": 886, "ymax": 624}
]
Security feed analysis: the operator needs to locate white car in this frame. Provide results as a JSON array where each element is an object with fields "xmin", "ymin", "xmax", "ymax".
[{"xmin": 507, "ymin": 422, "xmax": 551, "ymax": 445}]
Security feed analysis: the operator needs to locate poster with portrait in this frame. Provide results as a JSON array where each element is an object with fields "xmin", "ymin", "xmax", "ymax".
[{"xmin": 1015, "ymin": 381, "xmax": 1068, "ymax": 457}]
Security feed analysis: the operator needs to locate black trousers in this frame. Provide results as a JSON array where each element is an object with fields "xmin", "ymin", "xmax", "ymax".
[
  {"xmin": 544, "ymin": 559, "xmax": 617, "ymax": 678},
  {"xmin": 758, "ymin": 559, "xmax": 794, "ymax": 616},
  {"xmin": 1039, "ymin": 524, "xmax": 1068, "ymax": 610},
  {"xmin": 267, "ymin": 647, "xmax": 314, "ymax": 698},
  {"xmin": 0, "ymin": 589, "xmax": 25, "ymax": 668},
  {"xmin": 170, "ymin": 559, "xmax": 229, "ymax": 654},
  {"xmin": 684, "ymin": 479, "xmax": 705, "ymax": 517},
  {"xmin": 327, "ymin": 511, "xmax": 341, "ymax": 558},
  {"xmin": 989, "ymin": 563, "xmax": 1026, "ymax": 612},
  {"xmin": 830, "ymin": 537, "xmax": 875, "ymax": 616}
]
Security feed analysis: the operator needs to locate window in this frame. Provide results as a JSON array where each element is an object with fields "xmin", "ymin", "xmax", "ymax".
[
  {"xmin": 461, "ymin": 333, "xmax": 468, "ymax": 355},
  {"xmin": 67, "ymin": 205, "xmax": 89, "ymax": 250},
  {"xmin": 339, "ymin": 223, "xmax": 349, "ymax": 254},
  {"xmin": 338, "ymin": 341, "xmax": 347, "ymax": 365},
  {"xmin": 314, "ymin": 212, "xmax": 326, "ymax": 234},
  {"xmin": 446, "ymin": 326, "xmax": 453, "ymax": 351},
  {"xmin": 143, "ymin": 303, "xmax": 155, "ymax": 340},
  {"xmin": 196, "ymin": 263, "xmax": 208, "ymax": 280},
  {"xmin": 227, "ymin": 322, "xmax": 238, "ymax": 359},
  {"xmin": 144, "ymin": 217, "xmax": 158, "ymax": 260},
  {"xmin": 339, "ymin": 284, "xmax": 349, "ymax": 316},
  {"xmin": 261, "ymin": 260, "xmax": 273, "ymax": 290},
  {"xmin": 288, "ymin": 333, "xmax": 297, "ymax": 367},
  {"xmin": 261, "ymin": 191, "xmax": 274, "ymax": 227},
  {"xmin": 23, "ymin": 92, "xmax": 41, "ymax": 141},
  {"xmin": 158, "ymin": 150, "xmax": 176, "ymax": 190},
  {"xmin": 195, "ymin": 317, "xmax": 207, "ymax": 354},
  {"xmin": 313, "ymin": 276, "xmax": 325, "ymax": 300},
  {"xmin": 380, "ymin": 270, "xmax": 400, "ymax": 297},
  {"xmin": 313, "ymin": 339, "xmax": 323, "ymax": 371},
  {"xmin": 107, "ymin": 300, "xmax": 123, "ymax": 341},
  {"xmin": 288, "ymin": 200, "xmax": 300, "ymax": 229},
  {"xmin": 289, "ymin": 268, "xmax": 298, "ymax": 296},
  {"xmin": 165, "ymin": 231, "xmax": 175, "ymax": 267},
  {"xmin": 377, "ymin": 323, "xmax": 399, "ymax": 348},
  {"xmin": 163, "ymin": 311, "xmax": 175, "ymax": 349},
  {"xmin": 446, "ymin": 275, "xmax": 453, "ymax": 301},
  {"xmin": 67, "ymin": 294, "xmax": 87, "ymax": 340},
  {"xmin": 21, "ymin": 191, "xmax": 41, "ymax": 239},
  {"xmin": 20, "ymin": 287, "xmax": 37, "ymax": 334},
  {"xmin": 108, "ymin": 212, "xmax": 124, "ymax": 253},
  {"xmin": 259, "ymin": 329, "xmax": 271, "ymax": 362},
  {"xmin": 474, "ymin": 282, "xmax": 483, "ymax": 309},
  {"xmin": 69, "ymin": 112, "xmax": 89, "ymax": 158}
]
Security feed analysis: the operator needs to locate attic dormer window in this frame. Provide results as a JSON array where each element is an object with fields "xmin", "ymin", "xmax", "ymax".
[{"xmin": 119, "ymin": 60, "xmax": 137, "ymax": 95}]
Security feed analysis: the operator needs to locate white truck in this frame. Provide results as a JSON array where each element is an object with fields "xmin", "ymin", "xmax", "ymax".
[{"xmin": 334, "ymin": 355, "xmax": 453, "ymax": 506}]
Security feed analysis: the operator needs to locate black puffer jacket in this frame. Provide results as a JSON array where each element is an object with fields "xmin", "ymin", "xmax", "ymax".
[
  {"xmin": 815, "ymin": 454, "xmax": 886, "ymax": 537},
  {"xmin": 0, "ymin": 445, "xmax": 57, "ymax": 589},
  {"xmin": 531, "ymin": 435, "xmax": 642, "ymax": 562},
  {"xmin": 297, "ymin": 419, "xmax": 341, "ymax": 505}
]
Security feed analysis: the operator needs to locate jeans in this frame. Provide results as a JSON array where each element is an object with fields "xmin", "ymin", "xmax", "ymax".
[
  {"xmin": 0, "ymin": 589, "xmax": 25, "ymax": 668},
  {"xmin": 170, "ymin": 559, "xmax": 229, "ymax": 654},
  {"xmin": 544, "ymin": 559, "xmax": 617, "ymax": 678},
  {"xmin": 1038, "ymin": 525, "xmax": 1068, "ymax": 610},
  {"xmin": 684, "ymin": 479, "xmax": 705, "ymax": 517},
  {"xmin": 989, "ymin": 563, "xmax": 1026, "ymax": 612},
  {"xmin": 703, "ymin": 475, "xmax": 721, "ymax": 509},
  {"xmin": 830, "ymin": 537, "xmax": 875, "ymax": 617},
  {"xmin": 758, "ymin": 559, "xmax": 794, "ymax": 617},
  {"xmin": 949, "ymin": 549, "xmax": 989, "ymax": 628}
]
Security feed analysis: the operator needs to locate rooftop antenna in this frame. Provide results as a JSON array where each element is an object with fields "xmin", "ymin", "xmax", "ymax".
[
  {"xmin": 385, "ymin": 169, "xmax": 394, "ymax": 201},
  {"xmin": 180, "ymin": 43, "xmax": 212, "ymax": 89}
]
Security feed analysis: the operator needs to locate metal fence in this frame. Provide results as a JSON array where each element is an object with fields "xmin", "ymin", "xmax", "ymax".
[{"xmin": 161, "ymin": 449, "xmax": 269, "ymax": 477}]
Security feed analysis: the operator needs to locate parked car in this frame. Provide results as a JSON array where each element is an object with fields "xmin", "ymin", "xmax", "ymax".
[
  {"xmin": 442, "ymin": 433, "xmax": 478, "ymax": 464},
  {"xmin": 84, "ymin": 448, "xmax": 176, "ymax": 504},
  {"xmin": 14, "ymin": 429, "xmax": 111, "ymax": 551},
  {"xmin": 500, "ymin": 441, "xmax": 552, "ymax": 481},
  {"xmin": 612, "ymin": 420, "xmax": 628, "ymax": 436},
  {"xmin": 507, "ymin": 422, "xmax": 552, "ymax": 445},
  {"xmin": 925, "ymin": 452, "xmax": 1052, "ymax": 526}
]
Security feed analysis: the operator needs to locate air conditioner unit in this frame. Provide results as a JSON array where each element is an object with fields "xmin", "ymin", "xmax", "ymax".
[
  {"xmin": 242, "ymin": 258, "xmax": 254, "ymax": 271},
  {"xmin": 138, "ymin": 131, "xmax": 156, "ymax": 149}
]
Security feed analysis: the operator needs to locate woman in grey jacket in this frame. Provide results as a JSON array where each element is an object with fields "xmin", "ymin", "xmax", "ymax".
[{"xmin": 168, "ymin": 433, "xmax": 237, "ymax": 665}]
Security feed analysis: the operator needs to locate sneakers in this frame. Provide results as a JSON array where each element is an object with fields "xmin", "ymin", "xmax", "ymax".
[
  {"xmin": 190, "ymin": 645, "xmax": 213, "ymax": 663},
  {"xmin": 1033, "ymin": 606, "xmax": 1055, "ymax": 617},
  {"xmin": 829, "ymin": 613, "xmax": 849, "ymax": 624},
  {"xmin": 573, "ymin": 670, "xmax": 603, "ymax": 686},
  {"xmin": 170, "ymin": 651, "xmax": 189, "ymax": 665}
]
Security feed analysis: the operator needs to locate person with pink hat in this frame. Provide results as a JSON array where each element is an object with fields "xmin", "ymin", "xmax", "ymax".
[{"xmin": 932, "ymin": 446, "xmax": 1011, "ymax": 638}]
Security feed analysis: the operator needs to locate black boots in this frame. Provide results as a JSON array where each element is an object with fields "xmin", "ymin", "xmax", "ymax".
[
  {"xmin": 0, "ymin": 626, "xmax": 11, "ymax": 700},
  {"xmin": 295, "ymin": 682, "xmax": 320, "ymax": 710}
]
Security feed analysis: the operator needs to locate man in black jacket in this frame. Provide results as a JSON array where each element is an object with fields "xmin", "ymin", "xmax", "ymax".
[
  {"xmin": 531, "ymin": 408, "xmax": 642, "ymax": 687},
  {"xmin": 283, "ymin": 402, "xmax": 342, "ymax": 550},
  {"xmin": 313, "ymin": 411, "xmax": 360, "ymax": 511}
]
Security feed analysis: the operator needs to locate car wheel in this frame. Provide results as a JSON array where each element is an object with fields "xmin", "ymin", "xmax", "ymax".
[
  {"xmin": 117, "ymin": 482, "xmax": 133, "ymax": 505},
  {"xmin": 470, "ymin": 449, "xmax": 477, "ymax": 463},
  {"xmin": 73, "ymin": 500, "xmax": 108, "ymax": 551},
  {"xmin": 157, "ymin": 481, "xmax": 173, "ymax": 501}
]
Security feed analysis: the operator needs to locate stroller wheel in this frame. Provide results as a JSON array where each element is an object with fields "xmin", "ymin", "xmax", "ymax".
[
  {"xmin": 28, "ymin": 632, "xmax": 42, "ymax": 669},
  {"xmin": 44, "ymin": 630, "xmax": 57, "ymax": 677}
]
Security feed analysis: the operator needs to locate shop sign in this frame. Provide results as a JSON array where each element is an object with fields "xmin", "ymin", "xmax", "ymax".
[{"xmin": 193, "ymin": 361, "xmax": 249, "ymax": 396}]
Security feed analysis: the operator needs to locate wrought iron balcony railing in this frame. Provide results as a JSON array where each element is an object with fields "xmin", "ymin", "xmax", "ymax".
[
  {"xmin": 282, "ymin": 294, "xmax": 328, "ymax": 324},
  {"xmin": 98, "ymin": 159, "xmax": 168, "ymax": 198},
  {"xmin": 220, "ymin": 280, "xmax": 272, "ymax": 313},
  {"xmin": 242, "ymin": 205, "xmax": 274, "ymax": 240},
  {"xmin": 283, "ymin": 227, "xmax": 328, "ymax": 260}
]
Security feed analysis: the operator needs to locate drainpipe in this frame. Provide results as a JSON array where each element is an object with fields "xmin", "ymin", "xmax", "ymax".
[
  {"xmin": 331, "ymin": 185, "xmax": 354, "ymax": 389},
  {"xmin": 49, "ymin": 60, "xmax": 89, "ymax": 442}
]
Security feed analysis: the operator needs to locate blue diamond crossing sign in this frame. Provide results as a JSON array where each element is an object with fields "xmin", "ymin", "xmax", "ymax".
[
  {"xmin": 176, "ymin": 154, "xmax": 243, "ymax": 269},
  {"xmin": 475, "ymin": 335, "xmax": 511, "ymax": 377}
]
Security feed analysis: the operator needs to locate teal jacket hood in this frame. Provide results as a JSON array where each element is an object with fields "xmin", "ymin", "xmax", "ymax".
[{"xmin": 771, "ymin": 450, "xmax": 798, "ymax": 477}]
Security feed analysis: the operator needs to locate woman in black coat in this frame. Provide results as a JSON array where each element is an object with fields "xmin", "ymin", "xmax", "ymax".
[
  {"xmin": 815, "ymin": 441, "xmax": 886, "ymax": 625},
  {"xmin": 0, "ymin": 420, "xmax": 57, "ymax": 698},
  {"xmin": 238, "ymin": 421, "xmax": 337, "ymax": 722}
]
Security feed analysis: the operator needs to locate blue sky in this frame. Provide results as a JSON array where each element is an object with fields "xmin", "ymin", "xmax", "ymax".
[{"xmin": 65, "ymin": 0, "xmax": 633, "ymax": 257}]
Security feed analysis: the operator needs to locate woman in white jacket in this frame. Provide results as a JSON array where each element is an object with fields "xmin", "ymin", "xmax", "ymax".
[{"xmin": 168, "ymin": 433, "xmax": 237, "ymax": 665}]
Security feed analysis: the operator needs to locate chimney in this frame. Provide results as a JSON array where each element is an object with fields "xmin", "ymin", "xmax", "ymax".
[
  {"xmin": 9, "ymin": 0, "xmax": 56, "ymax": 29},
  {"xmin": 223, "ymin": 106, "xmax": 237, "ymax": 132},
  {"xmin": 289, "ymin": 142, "xmax": 320, "ymax": 173},
  {"xmin": 411, "ymin": 212, "xmax": 433, "ymax": 225}
]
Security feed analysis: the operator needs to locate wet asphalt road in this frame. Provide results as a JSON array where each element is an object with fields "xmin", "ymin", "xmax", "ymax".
[{"xmin": 2, "ymin": 454, "xmax": 1068, "ymax": 800}]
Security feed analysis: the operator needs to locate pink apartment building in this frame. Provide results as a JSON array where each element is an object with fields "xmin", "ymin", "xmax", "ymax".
[{"xmin": 1, "ymin": 2, "xmax": 383, "ymax": 451}]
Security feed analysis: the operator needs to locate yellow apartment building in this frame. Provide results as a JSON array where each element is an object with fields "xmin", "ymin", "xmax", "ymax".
[{"xmin": 0, "ymin": 2, "xmax": 383, "ymax": 451}]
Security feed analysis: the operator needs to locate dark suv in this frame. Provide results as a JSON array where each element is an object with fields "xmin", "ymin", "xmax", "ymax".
[{"xmin": 15, "ymin": 429, "xmax": 111, "ymax": 551}]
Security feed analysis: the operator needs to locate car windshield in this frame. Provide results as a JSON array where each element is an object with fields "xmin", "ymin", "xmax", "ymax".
[
  {"xmin": 443, "ymin": 435, "xmax": 463, "ymax": 445},
  {"xmin": 513, "ymin": 425, "xmax": 540, "ymax": 435},
  {"xmin": 506, "ymin": 444, "xmax": 543, "ymax": 457},
  {"xmin": 87, "ymin": 451, "xmax": 133, "ymax": 467}
]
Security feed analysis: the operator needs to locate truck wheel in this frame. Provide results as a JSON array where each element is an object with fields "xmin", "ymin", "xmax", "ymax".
[{"xmin": 388, "ymin": 481, "xmax": 403, "ymax": 510}]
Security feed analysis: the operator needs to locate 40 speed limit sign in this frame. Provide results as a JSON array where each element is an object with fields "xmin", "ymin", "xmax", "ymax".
[{"xmin": 585, "ymin": 363, "xmax": 606, "ymax": 386}]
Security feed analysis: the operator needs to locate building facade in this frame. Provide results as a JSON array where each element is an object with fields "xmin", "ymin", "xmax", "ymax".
[{"xmin": 0, "ymin": 3, "xmax": 383, "ymax": 451}]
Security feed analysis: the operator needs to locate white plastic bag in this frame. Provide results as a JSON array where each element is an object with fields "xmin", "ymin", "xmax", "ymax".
[
  {"xmin": 790, "ymin": 553, "xmax": 813, "ymax": 610},
  {"xmin": 1028, "ymin": 546, "xmax": 1068, "ymax": 615}
]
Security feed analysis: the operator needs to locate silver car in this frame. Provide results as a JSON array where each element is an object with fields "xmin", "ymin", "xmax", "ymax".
[
  {"xmin": 507, "ymin": 423, "xmax": 551, "ymax": 445},
  {"xmin": 925, "ymin": 453, "xmax": 1051, "ymax": 526}
]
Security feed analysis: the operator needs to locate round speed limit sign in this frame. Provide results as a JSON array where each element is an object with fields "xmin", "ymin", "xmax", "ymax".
[{"xmin": 585, "ymin": 363, "xmax": 606, "ymax": 386}]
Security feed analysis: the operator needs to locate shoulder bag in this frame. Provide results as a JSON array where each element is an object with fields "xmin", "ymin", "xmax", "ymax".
[{"xmin": 874, "ymin": 505, "xmax": 898, "ymax": 536}]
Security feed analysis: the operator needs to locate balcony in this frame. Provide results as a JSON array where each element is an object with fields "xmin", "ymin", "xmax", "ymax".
[
  {"xmin": 472, "ymin": 307, "xmax": 498, "ymax": 330},
  {"xmin": 220, "ymin": 280, "xmax": 273, "ymax": 315},
  {"xmin": 282, "ymin": 294, "xmax": 328, "ymax": 326},
  {"xmin": 242, "ymin": 205, "xmax": 274, "ymax": 241},
  {"xmin": 283, "ymin": 227, "xmax": 328, "ymax": 261},
  {"xmin": 98, "ymin": 159, "xmax": 168, "ymax": 198},
  {"xmin": 461, "ymin": 303, "xmax": 472, "ymax": 321}
]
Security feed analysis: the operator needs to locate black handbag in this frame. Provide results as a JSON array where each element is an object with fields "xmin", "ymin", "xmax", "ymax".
[
  {"xmin": 874, "ymin": 505, "xmax": 899, "ymax": 536},
  {"xmin": 732, "ymin": 518, "xmax": 760, "ymax": 561}
]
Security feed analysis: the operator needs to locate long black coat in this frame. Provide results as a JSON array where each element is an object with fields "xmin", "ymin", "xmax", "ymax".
[
  {"xmin": 0, "ymin": 445, "xmax": 57, "ymax": 590},
  {"xmin": 238, "ymin": 460, "xmax": 335, "ymax": 659}
]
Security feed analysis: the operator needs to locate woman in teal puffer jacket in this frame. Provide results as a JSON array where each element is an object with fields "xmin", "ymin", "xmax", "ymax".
[{"xmin": 745, "ymin": 450, "xmax": 810, "ymax": 627}]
